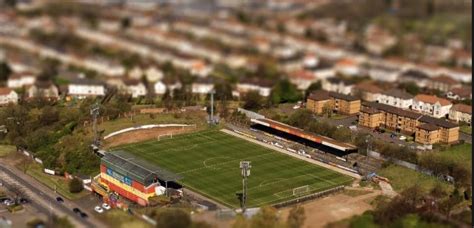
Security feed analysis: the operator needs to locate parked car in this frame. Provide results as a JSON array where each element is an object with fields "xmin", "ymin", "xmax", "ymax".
[
  {"xmin": 94, "ymin": 206, "xmax": 104, "ymax": 214},
  {"xmin": 80, "ymin": 212, "xmax": 88, "ymax": 218},
  {"xmin": 56, "ymin": 197, "xmax": 64, "ymax": 203},
  {"xmin": 399, "ymin": 136, "xmax": 407, "ymax": 141},
  {"xmin": 73, "ymin": 208, "xmax": 81, "ymax": 214},
  {"xmin": 4, "ymin": 199, "xmax": 14, "ymax": 206},
  {"xmin": 102, "ymin": 203, "xmax": 111, "ymax": 210},
  {"xmin": 19, "ymin": 198, "xmax": 29, "ymax": 204}
]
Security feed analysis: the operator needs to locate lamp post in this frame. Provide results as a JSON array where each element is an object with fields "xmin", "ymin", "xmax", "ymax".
[{"xmin": 239, "ymin": 161, "xmax": 251, "ymax": 213}]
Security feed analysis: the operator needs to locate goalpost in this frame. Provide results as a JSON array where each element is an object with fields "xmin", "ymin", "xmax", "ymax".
[
  {"xmin": 156, "ymin": 133, "xmax": 173, "ymax": 141},
  {"xmin": 292, "ymin": 185, "xmax": 310, "ymax": 196}
]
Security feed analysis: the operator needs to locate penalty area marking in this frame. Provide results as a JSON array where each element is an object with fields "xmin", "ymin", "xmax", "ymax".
[{"xmin": 203, "ymin": 156, "xmax": 232, "ymax": 170}]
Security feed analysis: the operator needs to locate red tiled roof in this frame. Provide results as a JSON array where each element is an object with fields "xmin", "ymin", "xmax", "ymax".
[
  {"xmin": 354, "ymin": 82, "xmax": 383, "ymax": 93},
  {"xmin": 449, "ymin": 87, "xmax": 471, "ymax": 98},
  {"xmin": 452, "ymin": 104, "xmax": 472, "ymax": 114},
  {"xmin": 0, "ymin": 87, "xmax": 13, "ymax": 95},
  {"xmin": 431, "ymin": 75, "xmax": 459, "ymax": 85},
  {"xmin": 415, "ymin": 94, "xmax": 452, "ymax": 106}
]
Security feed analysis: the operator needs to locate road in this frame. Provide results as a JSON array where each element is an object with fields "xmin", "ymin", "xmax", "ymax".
[{"xmin": 0, "ymin": 162, "xmax": 106, "ymax": 228}]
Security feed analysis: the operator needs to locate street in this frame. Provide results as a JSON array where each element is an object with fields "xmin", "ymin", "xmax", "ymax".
[{"xmin": 0, "ymin": 162, "xmax": 106, "ymax": 228}]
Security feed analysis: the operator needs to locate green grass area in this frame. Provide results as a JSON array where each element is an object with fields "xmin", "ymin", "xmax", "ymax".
[
  {"xmin": 100, "ymin": 113, "xmax": 205, "ymax": 135},
  {"xmin": 114, "ymin": 130, "xmax": 353, "ymax": 208},
  {"xmin": 460, "ymin": 125, "xmax": 471, "ymax": 135},
  {"xmin": 98, "ymin": 210, "xmax": 151, "ymax": 228},
  {"xmin": 435, "ymin": 143, "xmax": 472, "ymax": 169},
  {"xmin": 377, "ymin": 164, "xmax": 451, "ymax": 193},
  {"xmin": 0, "ymin": 145, "xmax": 15, "ymax": 157},
  {"xmin": 24, "ymin": 163, "xmax": 89, "ymax": 200}
]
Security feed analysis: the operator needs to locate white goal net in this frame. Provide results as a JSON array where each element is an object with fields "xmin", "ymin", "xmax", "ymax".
[
  {"xmin": 156, "ymin": 133, "xmax": 173, "ymax": 141},
  {"xmin": 292, "ymin": 185, "xmax": 310, "ymax": 196}
]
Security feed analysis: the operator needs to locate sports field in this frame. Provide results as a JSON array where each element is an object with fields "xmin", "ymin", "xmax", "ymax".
[{"xmin": 115, "ymin": 129, "xmax": 353, "ymax": 208}]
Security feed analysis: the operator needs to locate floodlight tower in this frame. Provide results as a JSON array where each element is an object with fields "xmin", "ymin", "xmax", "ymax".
[
  {"xmin": 90, "ymin": 103, "xmax": 100, "ymax": 147},
  {"xmin": 209, "ymin": 90, "xmax": 216, "ymax": 125},
  {"xmin": 239, "ymin": 161, "xmax": 251, "ymax": 213}
]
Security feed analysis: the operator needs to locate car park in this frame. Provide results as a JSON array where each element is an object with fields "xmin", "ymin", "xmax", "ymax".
[{"xmin": 94, "ymin": 206, "xmax": 104, "ymax": 213}]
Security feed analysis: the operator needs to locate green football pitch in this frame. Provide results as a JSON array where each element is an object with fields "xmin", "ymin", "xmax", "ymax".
[{"xmin": 115, "ymin": 129, "xmax": 353, "ymax": 208}]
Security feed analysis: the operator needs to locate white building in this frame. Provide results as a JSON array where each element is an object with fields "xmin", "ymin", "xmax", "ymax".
[
  {"xmin": 235, "ymin": 78, "xmax": 273, "ymax": 97},
  {"xmin": 192, "ymin": 78, "xmax": 214, "ymax": 95},
  {"xmin": 0, "ymin": 87, "xmax": 18, "ymax": 105},
  {"xmin": 27, "ymin": 80, "xmax": 59, "ymax": 100},
  {"xmin": 377, "ymin": 89, "xmax": 414, "ymax": 110},
  {"xmin": 154, "ymin": 81, "xmax": 167, "ymax": 95},
  {"xmin": 449, "ymin": 104, "xmax": 471, "ymax": 125},
  {"xmin": 322, "ymin": 78, "xmax": 354, "ymax": 95},
  {"xmin": 7, "ymin": 72, "xmax": 36, "ymax": 88},
  {"xmin": 288, "ymin": 70, "xmax": 318, "ymax": 91},
  {"xmin": 68, "ymin": 79, "xmax": 105, "ymax": 99},
  {"xmin": 412, "ymin": 94, "xmax": 453, "ymax": 118},
  {"xmin": 124, "ymin": 79, "xmax": 147, "ymax": 98}
]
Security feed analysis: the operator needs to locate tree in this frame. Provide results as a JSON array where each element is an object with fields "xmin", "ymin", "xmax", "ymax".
[
  {"xmin": 69, "ymin": 177, "xmax": 83, "ymax": 193},
  {"xmin": 243, "ymin": 91, "xmax": 263, "ymax": 111},
  {"xmin": 286, "ymin": 109, "xmax": 314, "ymax": 130},
  {"xmin": 304, "ymin": 81, "xmax": 322, "ymax": 99},
  {"xmin": 287, "ymin": 206, "xmax": 306, "ymax": 228},
  {"xmin": 232, "ymin": 215, "xmax": 250, "ymax": 228},
  {"xmin": 399, "ymin": 82, "xmax": 420, "ymax": 95},
  {"xmin": 153, "ymin": 208, "xmax": 192, "ymax": 228},
  {"xmin": 331, "ymin": 127, "xmax": 352, "ymax": 143},
  {"xmin": 250, "ymin": 206, "xmax": 280, "ymax": 228},
  {"xmin": 0, "ymin": 61, "xmax": 12, "ymax": 83},
  {"xmin": 321, "ymin": 102, "xmax": 334, "ymax": 118},
  {"xmin": 121, "ymin": 17, "xmax": 132, "ymax": 30},
  {"xmin": 49, "ymin": 215, "xmax": 74, "ymax": 228},
  {"xmin": 270, "ymin": 80, "xmax": 302, "ymax": 105},
  {"xmin": 9, "ymin": 184, "xmax": 26, "ymax": 205}
]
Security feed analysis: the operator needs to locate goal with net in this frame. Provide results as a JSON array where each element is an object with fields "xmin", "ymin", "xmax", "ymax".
[
  {"xmin": 156, "ymin": 133, "xmax": 173, "ymax": 141},
  {"xmin": 292, "ymin": 185, "xmax": 310, "ymax": 196}
]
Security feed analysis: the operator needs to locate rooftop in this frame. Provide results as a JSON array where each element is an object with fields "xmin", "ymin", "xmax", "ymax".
[
  {"xmin": 417, "ymin": 123, "xmax": 440, "ymax": 131},
  {"xmin": 353, "ymin": 81, "xmax": 382, "ymax": 94},
  {"xmin": 414, "ymin": 94, "xmax": 452, "ymax": 106},
  {"xmin": 452, "ymin": 104, "xmax": 472, "ymax": 114},
  {"xmin": 0, "ymin": 87, "xmax": 14, "ymax": 95},
  {"xmin": 431, "ymin": 75, "xmax": 459, "ymax": 85},
  {"xmin": 308, "ymin": 90, "xmax": 359, "ymax": 102},
  {"xmin": 380, "ymin": 89, "xmax": 413, "ymax": 100},
  {"xmin": 102, "ymin": 150, "xmax": 182, "ymax": 185}
]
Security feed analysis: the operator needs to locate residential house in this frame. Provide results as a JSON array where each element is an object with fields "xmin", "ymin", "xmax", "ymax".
[
  {"xmin": 7, "ymin": 72, "xmax": 36, "ymax": 88},
  {"xmin": 351, "ymin": 81, "xmax": 382, "ymax": 102},
  {"xmin": 334, "ymin": 58, "xmax": 360, "ymax": 76},
  {"xmin": 363, "ymin": 24, "xmax": 397, "ymax": 56},
  {"xmin": 453, "ymin": 50, "xmax": 472, "ymax": 68},
  {"xmin": 302, "ymin": 53, "xmax": 319, "ymax": 70},
  {"xmin": 366, "ymin": 64, "xmax": 400, "ymax": 82},
  {"xmin": 124, "ymin": 79, "xmax": 147, "ymax": 98},
  {"xmin": 360, "ymin": 102, "xmax": 459, "ymax": 144},
  {"xmin": 412, "ymin": 94, "xmax": 452, "ymax": 118},
  {"xmin": 446, "ymin": 87, "xmax": 472, "ymax": 101},
  {"xmin": 377, "ymin": 89, "xmax": 413, "ymax": 109},
  {"xmin": 398, "ymin": 69, "xmax": 430, "ymax": 88},
  {"xmin": 67, "ymin": 79, "xmax": 105, "ymax": 99},
  {"xmin": 449, "ymin": 104, "xmax": 471, "ymax": 125},
  {"xmin": 145, "ymin": 66, "xmax": 164, "ymax": 82},
  {"xmin": 190, "ymin": 60, "xmax": 212, "ymax": 78},
  {"xmin": 27, "ymin": 80, "xmax": 59, "ymax": 100},
  {"xmin": 322, "ymin": 77, "xmax": 355, "ymax": 95},
  {"xmin": 0, "ymin": 87, "xmax": 18, "ymax": 105},
  {"xmin": 306, "ymin": 90, "xmax": 361, "ymax": 115},
  {"xmin": 154, "ymin": 80, "xmax": 167, "ymax": 95},
  {"xmin": 234, "ymin": 78, "xmax": 274, "ymax": 97},
  {"xmin": 163, "ymin": 78, "xmax": 182, "ymax": 93},
  {"xmin": 423, "ymin": 45, "xmax": 453, "ymax": 64},
  {"xmin": 192, "ymin": 78, "xmax": 214, "ymax": 95},
  {"xmin": 288, "ymin": 70, "xmax": 318, "ymax": 91},
  {"xmin": 427, "ymin": 75, "xmax": 461, "ymax": 92}
]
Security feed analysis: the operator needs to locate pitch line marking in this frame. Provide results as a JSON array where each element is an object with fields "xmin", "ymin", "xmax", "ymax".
[{"xmin": 203, "ymin": 156, "xmax": 231, "ymax": 170}]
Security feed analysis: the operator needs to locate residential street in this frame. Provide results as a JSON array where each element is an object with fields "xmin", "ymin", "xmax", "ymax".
[{"xmin": 0, "ymin": 162, "xmax": 106, "ymax": 228}]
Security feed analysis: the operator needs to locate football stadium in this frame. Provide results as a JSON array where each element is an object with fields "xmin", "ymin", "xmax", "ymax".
[{"xmin": 109, "ymin": 129, "xmax": 353, "ymax": 208}]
